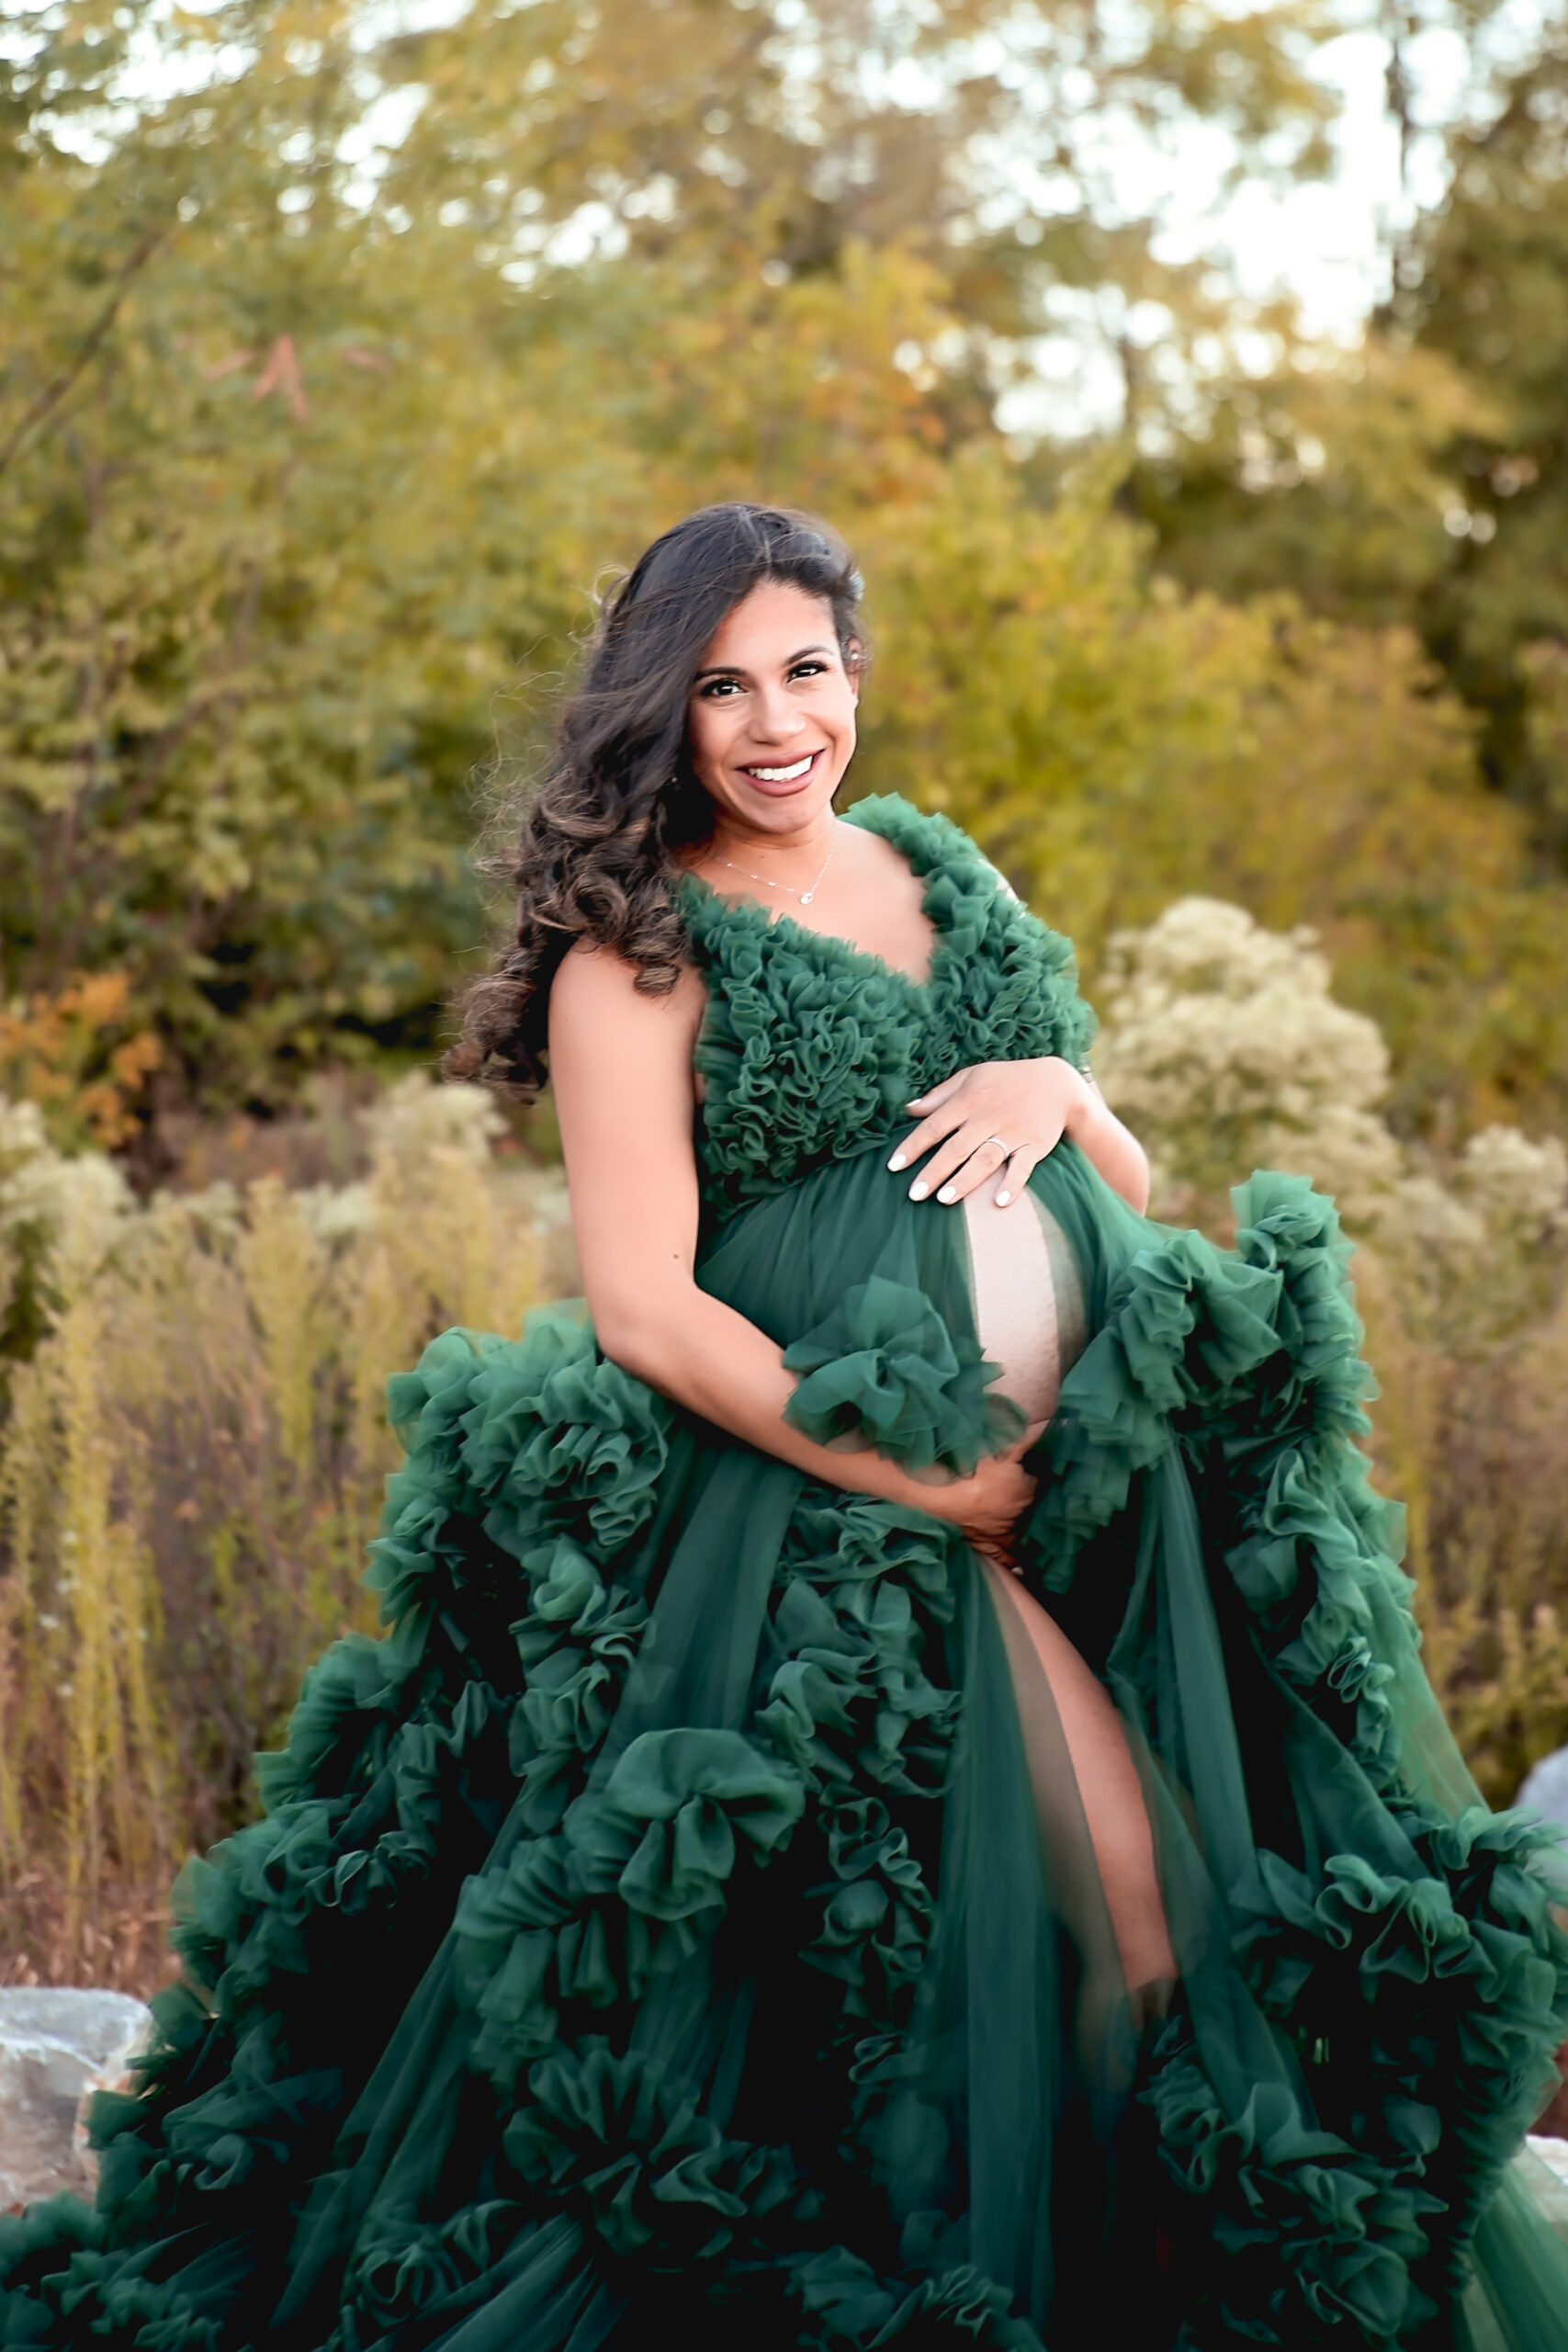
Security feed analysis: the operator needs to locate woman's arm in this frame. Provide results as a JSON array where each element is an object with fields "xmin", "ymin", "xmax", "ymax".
[
  {"xmin": 1063, "ymin": 1071, "xmax": 1151, "ymax": 1212},
  {"xmin": 892, "ymin": 1058, "xmax": 1150, "ymax": 1216},
  {"xmin": 548, "ymin": 943, "xmax": 1033, "ymax": 1547}
]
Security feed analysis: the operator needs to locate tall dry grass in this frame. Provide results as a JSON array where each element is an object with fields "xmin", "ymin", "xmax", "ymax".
[
  {"xmin": 0, "ymin": 1080, "xmax": 568, "ymax": 1990},
  {"xmin": 1360, "ymin": 1261, "xmax": 1568, "ymax": 1803}
]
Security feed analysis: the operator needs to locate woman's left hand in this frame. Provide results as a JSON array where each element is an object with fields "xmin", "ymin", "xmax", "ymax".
[{"xmin": 888, "ymin": 1057, "xmax": 1091, "ymax": 1208}]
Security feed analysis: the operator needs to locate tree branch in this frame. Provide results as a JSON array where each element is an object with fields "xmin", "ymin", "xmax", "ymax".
[{"xmin": 0, "ymin": 223, "xmax": 168, "ymax": 482}]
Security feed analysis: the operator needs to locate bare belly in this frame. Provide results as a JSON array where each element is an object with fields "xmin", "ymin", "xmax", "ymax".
[{"xmin": 961, "ymin": 1186, "xmax": 1087, "ymax": 1442}]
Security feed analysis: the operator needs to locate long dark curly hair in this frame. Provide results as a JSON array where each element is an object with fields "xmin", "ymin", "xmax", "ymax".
[{"xmin": 448, "ymin": 503, "xmax": 864, "ymax": 1094}]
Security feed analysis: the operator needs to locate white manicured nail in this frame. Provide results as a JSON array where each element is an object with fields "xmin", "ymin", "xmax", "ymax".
[
  {"xmin": 887, "ymin": 1153, "xmax": 907, "ymax": 1172},
  {"xmin": 908, "ymin": 1182, "xmax": 929, "ymax": 1202},
  {"xmin": 937, "ymin": 1185, "xmax": 956, "ymax": 1204},
  {"xmin": 996, "ymin": 1190, "xmax": 1011, "ymax": 1206}
]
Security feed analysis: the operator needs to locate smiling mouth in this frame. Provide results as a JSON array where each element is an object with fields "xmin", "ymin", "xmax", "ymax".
[{"xmin": 740, "ymin": 749, "xmax": 822, "ymax": 785}]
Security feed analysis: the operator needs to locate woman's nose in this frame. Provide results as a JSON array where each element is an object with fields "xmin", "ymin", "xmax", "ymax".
[{"xmin": 750, "ymin": 686, "xmax": 804, "ymax": 741}]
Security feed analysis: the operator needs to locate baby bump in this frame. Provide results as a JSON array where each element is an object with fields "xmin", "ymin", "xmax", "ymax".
[
  {"xmin": 961, "ymin": 1187, "xmax": 1088, "ymax": 1445},
  {"xmin": 695, "ymin": 1141, "xmax": 1089, "ymax": 1463}
]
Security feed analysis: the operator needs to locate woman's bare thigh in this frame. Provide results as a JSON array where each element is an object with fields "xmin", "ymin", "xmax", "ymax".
[{"xmin": 987, "ymin": 1565, "xmax": 1176, "ymax": 1991}]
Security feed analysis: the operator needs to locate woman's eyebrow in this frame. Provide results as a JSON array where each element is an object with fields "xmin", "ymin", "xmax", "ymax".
[{"xmin": 692, "ymin": 642, "xmax": 833, "ymax": 681}]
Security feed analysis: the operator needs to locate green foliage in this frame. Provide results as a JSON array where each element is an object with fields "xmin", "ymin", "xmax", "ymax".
[
  {"xmin": 1125, "ymin": 338, "xmax": 1496, "ymax": 625},
  {"xmin": 1411, "ymin": 37, "xmax": 1568, "ymax": 843},
  {"xmin": 1, "ymin": 8, "xmax": 571, "ymax": 1105},
  {"xmin": 1127, "ymin": 25, "xmax": 1568, "ymax": 889},
  {"xmin": 856, "ymin": 455, "xmax": 1568, "ymax": 1136},
  {"xmin": 11, "ymin": 0, "xmax": 1543, "ymax": 1141}
]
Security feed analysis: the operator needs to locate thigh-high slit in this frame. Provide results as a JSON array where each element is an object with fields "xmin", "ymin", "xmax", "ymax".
[{"xmin": 964, "ymin": 1183, "xmax": 1177, "ymax": 1996}]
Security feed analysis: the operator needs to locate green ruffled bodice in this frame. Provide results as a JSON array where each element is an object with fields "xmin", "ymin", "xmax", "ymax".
[{"xmin": 680, "ymin": 795, "xmax": 1094, "ymax": 1218}]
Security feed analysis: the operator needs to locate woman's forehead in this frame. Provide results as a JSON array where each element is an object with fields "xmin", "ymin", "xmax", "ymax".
[{"xmin": 696, "ymin": 580, "xmax": 838, "ymax": 672}]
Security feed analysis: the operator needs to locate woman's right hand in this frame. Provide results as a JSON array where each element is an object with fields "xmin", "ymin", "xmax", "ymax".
[{"xmin": 921, "ymin": 1451, "xmax": 1038, "ymax": 1565}]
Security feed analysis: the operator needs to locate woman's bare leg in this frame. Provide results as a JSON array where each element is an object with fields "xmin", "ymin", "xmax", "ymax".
[{"xmin": 987, "ymin": 1564, "xmax": 1177, "ymax": 1991}]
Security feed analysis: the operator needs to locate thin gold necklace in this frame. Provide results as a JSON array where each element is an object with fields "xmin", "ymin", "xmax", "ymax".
[{"xmin": 718, "ymin": 820, "xmax": 840, "ymax": 908}]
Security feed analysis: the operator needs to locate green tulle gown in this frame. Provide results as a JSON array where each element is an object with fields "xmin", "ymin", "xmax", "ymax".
[{"xmin": 6, "ymin": 797, "xmax": 1568, "ymax": 2352}]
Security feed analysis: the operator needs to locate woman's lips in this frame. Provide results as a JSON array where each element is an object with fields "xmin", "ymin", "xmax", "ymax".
[{"xmin": 736, "ymin": 747, "xmax": 824, "ymax": 794}]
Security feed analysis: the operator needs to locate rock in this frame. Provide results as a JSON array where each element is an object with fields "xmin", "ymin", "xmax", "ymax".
[
  {"xmin": 1517, "ymin": 1748, "xmax": 1568, "ymax": 2134},
  {"xmin": 1517, "ymin": 1744, "xmax": 1568, "ymax": 1837},
  {"xmin": 1525, "ymin": 2135, "xmax": 1568, "ymax": 2247},
  {"xmin": 0, "ymin": 1988, "xmax": 151, "ymax": 2213}
]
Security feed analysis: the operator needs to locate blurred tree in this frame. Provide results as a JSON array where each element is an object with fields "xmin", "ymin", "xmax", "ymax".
[
  {"xmin": 1123, "ymin": 337, "xmax": 1494, "ymax": 624},
  {"xmin": 856, "ymin": 451, "xmax": 1568, "ymax": 1136},
  {"xmin": 0, "ymin": 0, "xmax": 1337, "ymax": 1119},
  {"xmin": 378, "ymin": 0, "xmax": 1339, "ymax": 381},
  {"xmin": 1127, "ymin": 19, "xmax": 1568, "ymax": 865},
  {"xmin": 3, "ymin": 0, "xmax": 1567, "ymax": 1151},
  {"xmin": 1, "ymin": 0, "xmax": 630, "ymax": 1124},
  {"xmin": 1410, "ymin": 36, "xmax": 1568, "ymax": 852}
]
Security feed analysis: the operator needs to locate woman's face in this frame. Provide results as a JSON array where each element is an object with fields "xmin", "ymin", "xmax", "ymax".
[{"xmin": 685, "ymin": 579, "xmax": 859, "ymax": 837}]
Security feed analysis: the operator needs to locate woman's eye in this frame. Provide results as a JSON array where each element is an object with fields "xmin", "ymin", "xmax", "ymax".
[
  {"xmin": 700, "ymin": 678, "xmax": 742, "ymax": 698},
  {"xmin": 790, "ymin": 662, "xmax": 828, "ymax": 681}
]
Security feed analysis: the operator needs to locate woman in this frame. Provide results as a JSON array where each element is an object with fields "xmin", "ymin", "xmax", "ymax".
[{"xmin": 4, "ymin": 503, "xmax": 1566, "ymax": 2352}]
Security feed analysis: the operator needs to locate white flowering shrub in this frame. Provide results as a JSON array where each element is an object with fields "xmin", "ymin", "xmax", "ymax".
[
  {"xmin": 1458, "ymin": 1125, "xmax": 1568, "ymax": 1238},
  {"xmin": 365, "ymin": 1069, "xmax": 508, "ymax": 1168},
  {"xmin": 1095, "ymin": 897, "xmax": 1568, "ymax": 1305},
  {"xmin": 1096, "ymin": 897, "xmax": 1568, "ymax": 1799},
  {"xmin": 1093, "ymin": 897, "xmax": 1402, "ymax": 1219}
]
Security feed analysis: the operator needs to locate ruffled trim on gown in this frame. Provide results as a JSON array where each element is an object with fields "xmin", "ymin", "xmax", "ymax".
[
  {"xmin": 680, "ymin": 793, "xmax": 1096, "ymax": 1223},
  {"xmin": 0, "ymin": 1302, "xmax": 1067, "ymax": 2349},
  {"xmin": 1018, "ymin": 1166, "xmax": 1568, "ymax": 2347},
  {"xmin": 783, "ymin": 1277, "xmax": 1024, "ymax": 1474}
]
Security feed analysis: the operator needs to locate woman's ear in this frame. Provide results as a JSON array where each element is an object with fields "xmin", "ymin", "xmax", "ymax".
[{"xmin": 846, "ymin": 639, "xmax": 863, "ymax": 700}]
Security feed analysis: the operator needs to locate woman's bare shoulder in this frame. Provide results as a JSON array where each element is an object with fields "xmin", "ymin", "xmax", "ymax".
[
  {"xmin": 549, "ymin": 939, "xmax": 708, "ymax": 1128},
  {"xmin": 549, "ymin": 936, "xmax": 706, "ymax": 1051}
]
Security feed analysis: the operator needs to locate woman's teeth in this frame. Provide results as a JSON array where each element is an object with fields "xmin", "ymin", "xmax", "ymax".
[{"xmin": 746, "ymin": 753, "xmax": 816, "ymax": 783}]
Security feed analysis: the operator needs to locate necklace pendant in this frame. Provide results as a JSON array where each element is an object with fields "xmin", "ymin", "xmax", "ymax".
[{"xmin": 799, "ymin": 891, "xmax": 814, "ymax": 905}]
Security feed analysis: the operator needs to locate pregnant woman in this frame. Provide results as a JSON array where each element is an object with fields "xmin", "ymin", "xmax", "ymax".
[{"xmin": 5, "ymin": 503, "xmax": 1567, "ymax": 2351}]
